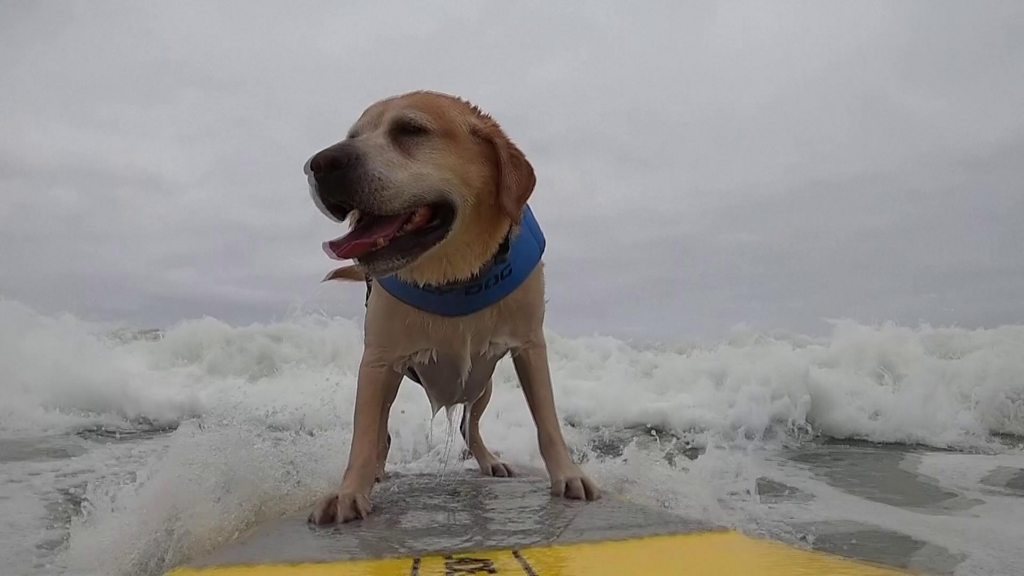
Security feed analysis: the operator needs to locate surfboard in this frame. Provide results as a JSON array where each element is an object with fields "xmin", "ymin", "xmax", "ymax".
[{"xmin": 165, "ymin": 471, "xmax": 914, "ymax": 575}]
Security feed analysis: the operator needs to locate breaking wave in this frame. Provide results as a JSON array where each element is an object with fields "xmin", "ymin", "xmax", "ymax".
[{"xmin": 1, "ymin": 297, "xmax": 1023, "ymax": 575}]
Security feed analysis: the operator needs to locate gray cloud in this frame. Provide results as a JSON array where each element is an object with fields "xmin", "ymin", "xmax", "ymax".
[{"xmin": 1, "ymin": 0, "xmax": 1022, "ymax": 340}]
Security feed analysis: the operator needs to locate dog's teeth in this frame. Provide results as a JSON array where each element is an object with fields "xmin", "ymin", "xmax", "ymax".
[
  {"xmin": 376, "ymin": 238, "xmax": 388, "ymax": 248},
  {"xmin": 393, "ymin": 206, "xmax": 434, "ymax": 237},
  {"xmin": 408, "ymin": 207, "xmax": 432, "ymax": 228}
]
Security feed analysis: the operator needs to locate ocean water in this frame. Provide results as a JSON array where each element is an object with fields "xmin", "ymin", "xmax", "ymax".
[{"xmin": 1, "ymin": 298, "xmax": 1023, "ymax": 575}]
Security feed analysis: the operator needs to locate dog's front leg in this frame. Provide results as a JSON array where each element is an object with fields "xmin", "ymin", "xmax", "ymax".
[
  {"xmin": 512, "ymin": 339, "xmax": 600, "ymax": 501},
  {"xmin": 309, "ymin": 356, "xmax": 402, "ymax": 525}
]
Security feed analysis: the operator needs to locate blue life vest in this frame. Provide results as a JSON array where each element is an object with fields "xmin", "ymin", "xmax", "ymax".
[{"xmin": 376, "ymin": 205, "xmax": 545, "ymax": 317}]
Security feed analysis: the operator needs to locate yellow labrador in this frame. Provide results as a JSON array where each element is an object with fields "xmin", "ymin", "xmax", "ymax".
[{"xmin": 304, "ymin": 91, "xmax": 599, "ymax": 525}]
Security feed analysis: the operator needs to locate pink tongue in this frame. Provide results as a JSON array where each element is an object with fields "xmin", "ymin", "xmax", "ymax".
[{"xmin": 324, "ymin": 214, "xmax": 410, "ymax": 260}]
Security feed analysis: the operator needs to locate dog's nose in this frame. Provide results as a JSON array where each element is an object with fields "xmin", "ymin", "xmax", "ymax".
[
  {"xmin": 307, "ymin": 142, "xmax": 363, "ymax": 221},
  {"xmin": 308, "ymin": 144, "xmax": 358, "ymax": 179}
]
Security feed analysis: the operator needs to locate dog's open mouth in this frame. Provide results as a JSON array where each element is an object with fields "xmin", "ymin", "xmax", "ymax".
[{"xmin": 323, "ymin": 203, "xmax": 455, "ymax": 263}]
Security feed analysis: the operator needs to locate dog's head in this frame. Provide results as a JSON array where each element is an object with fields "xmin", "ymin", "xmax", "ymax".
[{"xmin": 305, "ymin": 91, "xmax": 535, "ymax": 285}]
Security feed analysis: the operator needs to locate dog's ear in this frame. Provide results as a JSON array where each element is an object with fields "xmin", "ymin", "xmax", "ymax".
[
  {"xmin": 475, "ymin": 120, "xmax": 536, "ymax": 222},
  {"xmin": 322, "ymin": 265, "xmax": 366, "ymax": 282}
]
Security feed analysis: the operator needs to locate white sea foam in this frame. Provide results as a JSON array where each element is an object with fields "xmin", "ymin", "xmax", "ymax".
[
  {"xmin": 1, "ymin": 298, "xmax": 1023, "ymax": 575},
  {"xmin": 4, "ymin": 299, "xmax": 1022, "ymax": 447}
]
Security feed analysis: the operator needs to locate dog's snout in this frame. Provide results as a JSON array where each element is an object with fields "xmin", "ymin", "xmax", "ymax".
[
  {"xmin": 307, "ymin": 142, "xmax": 364, "ymax": 221},
  {"xmin": 309, "ymin": 144, "xmax": 359, "ymax": 179}
]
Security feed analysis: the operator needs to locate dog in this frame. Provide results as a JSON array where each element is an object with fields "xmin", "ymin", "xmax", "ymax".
[{"xmin": 304, "ymin": 91, "xmax": 600, "ymax": 525}]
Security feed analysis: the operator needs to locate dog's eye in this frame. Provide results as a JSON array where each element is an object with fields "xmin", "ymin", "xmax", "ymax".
[{"xmin": 391, "ymin": 120, "xmax": 430, "ymax": 138}]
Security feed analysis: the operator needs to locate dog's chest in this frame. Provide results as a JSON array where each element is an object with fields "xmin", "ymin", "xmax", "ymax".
[{"xmin": 404, "ymin": 338, "xmax": 516, "ymax": 415}]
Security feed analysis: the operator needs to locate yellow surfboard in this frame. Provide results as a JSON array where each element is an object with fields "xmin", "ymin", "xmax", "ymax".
[{"xmin": 166, "ymin": 473, "xmax": 915, "ymax": 576}]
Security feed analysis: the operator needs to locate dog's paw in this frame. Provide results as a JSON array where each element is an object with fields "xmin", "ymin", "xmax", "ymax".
[
  {"xmin": 549, "ymin": 465, "xmax": 601, "ymax": 501},
  {"xmin": 482, "ymin": 461, "xmax": 514, "ymax": 478},
  {"xmin": 307, "ymin": 490, "xmax": 373, "ymax": 526}
]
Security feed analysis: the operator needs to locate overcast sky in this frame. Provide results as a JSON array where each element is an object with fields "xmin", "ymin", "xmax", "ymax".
[{"xmin": 1, "ymin": 1, "xmax": 1022, "ymax": 341}]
